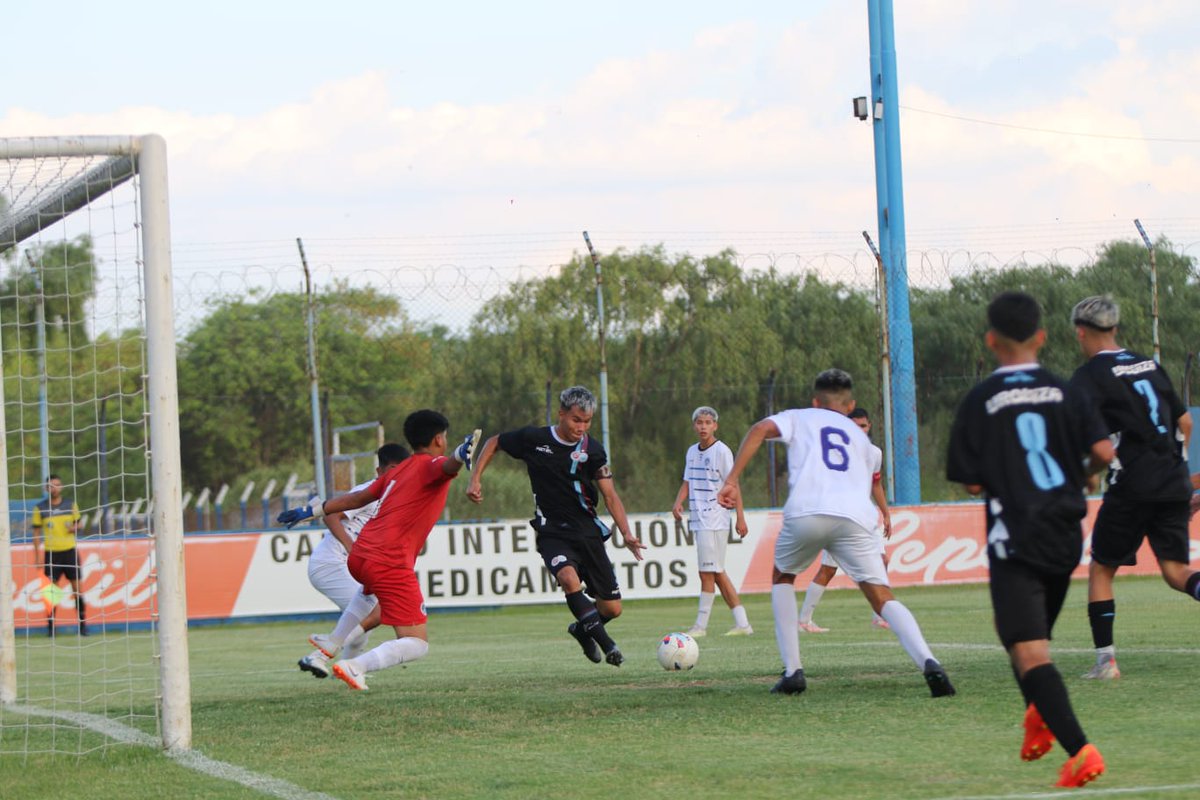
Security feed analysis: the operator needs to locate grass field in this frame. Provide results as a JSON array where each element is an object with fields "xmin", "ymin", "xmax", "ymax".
[{"xmin": 2, "ymin": 576, "xmax": 1198, "ymax": 799}]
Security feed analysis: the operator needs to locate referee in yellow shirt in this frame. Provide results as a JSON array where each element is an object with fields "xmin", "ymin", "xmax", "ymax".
[{"xmin": 31, "ymin": 474, "xmax": 87, "ymax": 636}]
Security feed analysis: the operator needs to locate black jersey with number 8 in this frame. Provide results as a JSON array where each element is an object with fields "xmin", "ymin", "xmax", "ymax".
[{"xmin": 947, "ymin": 365, "xmax": 1110, "ymax": 571}]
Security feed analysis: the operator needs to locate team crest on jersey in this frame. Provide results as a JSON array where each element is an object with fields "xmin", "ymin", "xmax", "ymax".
[
  {"xmin": 570, "ymin": 450, "xmax": 589, "ymax": 463},
  {"xmin": 551, "ymin": 555, "xmax": 567, "ymax": 567}
]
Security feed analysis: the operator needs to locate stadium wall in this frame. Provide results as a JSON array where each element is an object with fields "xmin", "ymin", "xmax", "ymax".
[{"xmin": 7, "ymin": 500, "xmax": 1196, "ymax": 629}]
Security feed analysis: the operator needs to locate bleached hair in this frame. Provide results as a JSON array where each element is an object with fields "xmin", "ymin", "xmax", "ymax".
[
  {"xmin": 692, "ymin": 406, "xmax": 719, "ymax": 422},
  {"xmin": 559, "ymin": 386, "xmax": 596, "ymax": 414}
]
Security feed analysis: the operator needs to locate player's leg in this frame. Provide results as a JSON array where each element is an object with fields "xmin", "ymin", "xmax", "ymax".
[
  {"xmin": 798, "ymin": 555, "xmax": 837, "ymax": 632},
  {"xmin": 1145, "ymin": 500, "xmax": 1200, "ymax": 598},
  {"xmin": 332, "ymin": 571, "xmax": 429, "ymax": 690},
  {"xmin": 769, "ymin": 517, "xmax": 828, "ymax": 693},
  {"xmin": 835, "ymin": 523, "xmax": 953, "ymax": 696},
  {"xmin": 1084, "ymin": 498, "xmax": 1138, "ymax": 678},
  {"xmin": 689, "ymin": 538, "xmax": 718, "ymax": 636},
  {"xmin": 871, "ymin": 532, "xmax": 891, "ymax": 629},
  {"xmin": 310, "ymin": 549, "xmax": 379, "ymax": 659},
  {"xmin": 64, "ymin": 549, "xmax": 87, "ymax": 635},
  {"xmin": 583, "ymin": 539, "xmax": 627, "ymax": 666},
  {"xmin": 713, "ymin": 572, "xmax": 752, "ymax": 635}
]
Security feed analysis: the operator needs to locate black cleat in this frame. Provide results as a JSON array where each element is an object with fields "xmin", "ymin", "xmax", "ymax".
[
  {"xmin": 604, "ymin": 646, "xmax": 624, "ymax": 667},
  {"xmin": 78, "ymin": 623, "xmax": 90, "ymax": 637},
  {"xmin": 924, "ymin": 659, "xmax": 956, "ymax": 697},
  {"xmin": 771, "ymin": 669, "xmax": 807, "ymax": 695},
  {"xmin": 568, "ymin": 622, "xmax": 603, "ymax": 663},
  {"xmin": 298, "ymin": 654, "xmax": 330, "ymax": 678}
]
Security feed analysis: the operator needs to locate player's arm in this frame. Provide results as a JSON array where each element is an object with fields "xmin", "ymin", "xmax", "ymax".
[
  {"xmin": 718, "ymin": 418, "xmax": 780, "ymax": 508},
  {"xmin": 871, "ymin": 477, "xmax": 892, "ymax": 538},
  {"xmin": 733, "ymin": 490, "xmax": 748, "ymax": 537},
  {"xmin": 71, "ymin": 502, "xmax": 82, "ymax": 536},
  {"xmin": 466, "ymin": 434, "xmax": 502, "ymax": 503},
  {"xmin": 671, "ymin": 481, "xmax": 688, "ymax": 521},
  {"xmin": 323, "ymin": 486, "xmax": 379, "ymax": 516},
  {"xmin": 440, "ymin": 429, "xmax": 481, "ymax": 477},
  {"xmin": 596, "ymin": 472, "xmax": 645, "ymax": 561},
  {"xmin": 1177, "ymin": 410, "xmax": 1192, "ymax": 453},
  {"xmin": 1191, "ymin": 472, "xmax": 1200, "ymax": 492},
  {"xmin": 323, "ymin": 511, "xmax": 355, "ymax": 552},
  {"xmin": 1086, "ymin": 438, "xmax": 1116, "ymax": 475},
  {"xmin": 30, "ymin": 511, "xmax": 43, "ymax": 570}
]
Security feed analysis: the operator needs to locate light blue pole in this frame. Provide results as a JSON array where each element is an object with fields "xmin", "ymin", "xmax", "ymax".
[{"xmin": 870, "ymin": 0, "xmax": 921, "ymax": 503}]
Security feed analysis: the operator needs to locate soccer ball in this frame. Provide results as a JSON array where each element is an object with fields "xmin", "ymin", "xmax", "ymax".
[{"xmin": 657, "ymin": 632, "xmax": 699, "ymax": 671}]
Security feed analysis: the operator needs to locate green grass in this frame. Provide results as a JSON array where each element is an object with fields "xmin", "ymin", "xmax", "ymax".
[{"xmin": 2, "ymin": 576, "xmax": 1198, "ymax": 799}]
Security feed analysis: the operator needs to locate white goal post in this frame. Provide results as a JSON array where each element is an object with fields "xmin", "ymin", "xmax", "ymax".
[{"xmin": 0, "ymin": 135, "xmax": 190, "ymax": 752}]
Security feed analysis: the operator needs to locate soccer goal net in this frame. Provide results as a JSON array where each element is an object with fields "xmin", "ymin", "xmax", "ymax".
[{"xmin": 0, "ymin": 136, "xmax": 190, "ymax": 755}]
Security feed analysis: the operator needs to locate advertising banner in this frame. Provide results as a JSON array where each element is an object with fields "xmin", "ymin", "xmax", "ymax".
[{"xmin": 9, "ymin": 501, "xmax": 1197, "ymax": 628}]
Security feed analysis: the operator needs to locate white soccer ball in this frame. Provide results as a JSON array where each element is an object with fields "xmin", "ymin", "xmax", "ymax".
[{"xmin": 657, "ymin": 632, "xmax": 699, "ymax": 671}]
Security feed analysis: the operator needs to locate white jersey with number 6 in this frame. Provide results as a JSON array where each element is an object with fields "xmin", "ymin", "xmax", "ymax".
[{"xmin": 769, "ymin": 407, "xmax": 881, "ymax": 530}]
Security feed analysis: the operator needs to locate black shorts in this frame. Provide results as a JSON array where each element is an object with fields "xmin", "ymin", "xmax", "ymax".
[
  {"xmin": 989, "ymin": 557, "xmax": 1071, "ymax": 648},
  {"xmin": 536, "ymin": 531, "xmax": 621, "ymax": 601},
  {"xmin": 45, "ymin": 548, "xmax": 80, "ymax": 583},
  {"xmin": 1090, "ymin": 495, "xmax": 1190, "ymax": 567}
]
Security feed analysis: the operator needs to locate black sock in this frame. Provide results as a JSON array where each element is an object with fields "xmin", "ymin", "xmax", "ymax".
[
  {"xmin": 1185, "ymin": 572, "xmax": 1200, "ymax": 601},
  {"xmin": 76, "ymin": 597, "xmax": 86, "ymax": 623},
  {"xmin": 1087, "ymin": 600, "xmax": 1115, "ymax": 649},
  {"xmin": 1020, "ymin": 664, "xmax": 1087, "ymax": 756},
  {"xmin": 565, "ymin": 591, "xmax": 616, "ymax": 652}
]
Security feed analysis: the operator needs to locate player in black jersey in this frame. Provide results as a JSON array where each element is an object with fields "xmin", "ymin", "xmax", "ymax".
[
  {"xmin": 948, "ymin": 292, "xmax": 1112, "ymax": 788},
  {"xmin": 467, "ymin": 386, "xmax": 645, "ymax": 666},
  {"xmin": 1068, "ymin": 295, "xmax": 1200, "ymax": 680}
]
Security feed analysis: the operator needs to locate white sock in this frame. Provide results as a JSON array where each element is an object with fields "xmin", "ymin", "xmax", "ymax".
[
  {"xmin": 1096, "ymin": 645, "xmax": 1115, "ymax": 662},
  {"xmin": 694, "ymin": 591, "xmax": 715, "ymax": 629},
  {"xmin": 771, "ymin": 584, "xmax": 803, "ymax": 675},
  {"xmin": 798, "ymin": 582, "xmax": 826, "ymax": 624},
  {"xmin": 331, "ymin": 593, "xmax": 377, "ymax": 644},
  {"xmin": 351, "ymin": 637, "xmax": 429, "ymax": 674},
  {"xmin": 880, "ymin": 599, "xmax": 935, "ymax": 669},
  {"xmin": 731, "ymin": 605, "xmax": 749, "ymax": 628},
  {"xmin": 342, "ymin": 627, "xmax": 371, "ymax": 659}
]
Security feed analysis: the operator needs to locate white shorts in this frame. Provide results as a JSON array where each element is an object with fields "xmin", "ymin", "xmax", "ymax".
[
  {"xmin": 820, "ymin": 524, "xmax": 886, "ymax": 567},
  {"xmin": 777, "ymin": 514, "xmax": 889, "ymax": 586},
  {"xmin": 694, "ymin": 528, "xmax": 729, "ymax": 573},
  {"xmin": 308, "ymin": 536, "xmax": 364, "ymax": 610}
]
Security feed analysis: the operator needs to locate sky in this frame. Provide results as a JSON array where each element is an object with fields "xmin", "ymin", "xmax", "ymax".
[{"xmin": 1, "ymin": 0, "xmax": 1198, "ymax": 304}]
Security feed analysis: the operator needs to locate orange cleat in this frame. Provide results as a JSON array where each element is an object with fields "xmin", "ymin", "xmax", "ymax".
[
  {"xmin": 1056, "ymin": 743, "xmax": 1105, "ymax": 788},
  {"xmin": 1021, "ymin": 704, "xmax": 1054, "ymax": 761}
]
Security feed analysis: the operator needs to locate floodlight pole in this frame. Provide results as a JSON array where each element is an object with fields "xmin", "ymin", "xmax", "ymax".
[
  {"xmin": 296, "ymin": 238, "xmax": 327, "ymax": 498},
  {"xmin": 1133, "ymin": 219, "xmax": 1160, "ymax": 364},
  {"xmin": 868, "ymin": 0, "xmax": 921, "ymax": 504},
  {"xmin": 581, "ymin": 231, "xmax": 612, "ymax": 461}
]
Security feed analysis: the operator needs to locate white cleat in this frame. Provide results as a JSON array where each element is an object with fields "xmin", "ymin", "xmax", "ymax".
[
  {"xmin": 332, "ymin": 660, "xmax": 369, "ymax": 691},
  {"xmin": 685, "ymin": 626, "xmax": 708, "ymax": 638},
  {"xmin": 1081, "ymin": 658, "xmax": 1120, "ymax": 680},
  {"xmin": 724, "ymin": 625, "xmax": 754, "ymax": 636},
  {"xmin": 798, "ymin": 621, "xmax": 829, "ymax": 634},
  {"xmin": 309, "ymin": 633, "xmax": 342, "ymax": 659},
  {"xmin": 298, "ymin": 651, "xmax": 330, "ymax": 679}
]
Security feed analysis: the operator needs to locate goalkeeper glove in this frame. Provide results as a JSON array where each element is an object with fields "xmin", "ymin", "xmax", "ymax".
[
  {"xmin": 277, "ymin": 497, "xmax": 326, "ymax": 529},
  {"xmin": 452, "ymin": 429, "xmax": 482, "ymax": 471}
]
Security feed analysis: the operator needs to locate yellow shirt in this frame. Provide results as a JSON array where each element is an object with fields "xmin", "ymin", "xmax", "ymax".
[{"xmin": 32, "ymin": 497, "xmax": 80, "ymax": 552}]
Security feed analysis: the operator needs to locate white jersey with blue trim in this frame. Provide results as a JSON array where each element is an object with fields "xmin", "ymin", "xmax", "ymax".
[
  {"xmin": 682, "ymin": 440, "xmax": 734, "ymax": 530},
  {"xmin": 769, "ymin": 407, "xmax": 881, "ymax": 530}
]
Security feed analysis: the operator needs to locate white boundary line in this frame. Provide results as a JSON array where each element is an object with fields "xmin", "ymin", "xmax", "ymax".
[
  {"xmin": 7, "ymin": 704, "xmax": 341, "ymax": 800},
  {"xmin": 929, "ymin": 782, "xmax": 1200, "ymax": 799}
]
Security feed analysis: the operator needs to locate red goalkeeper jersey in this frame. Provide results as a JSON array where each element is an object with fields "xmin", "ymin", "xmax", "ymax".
[{"xmin": 351, "ymin": 453, "xmax": 455, "ymax": 569}]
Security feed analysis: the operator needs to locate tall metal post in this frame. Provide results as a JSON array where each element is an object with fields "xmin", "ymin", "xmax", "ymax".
[
  {"xmin": 581, "ymin": 232, "xmax": 612, "ymax": 460},
  {"xmin": 296, "ymin": 238, "xmax": 327, "ymax": 497},
  {"xmin": 1133, "ymin": 219, "xmax": 1160, "ymax": 364},
  {"xmin": 138, "ymin": 134, "xmax": 192, "ymax": 751},
  {"xmin": 868, "ymin": 0, "xmax": 921, "ymax": 503}
]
